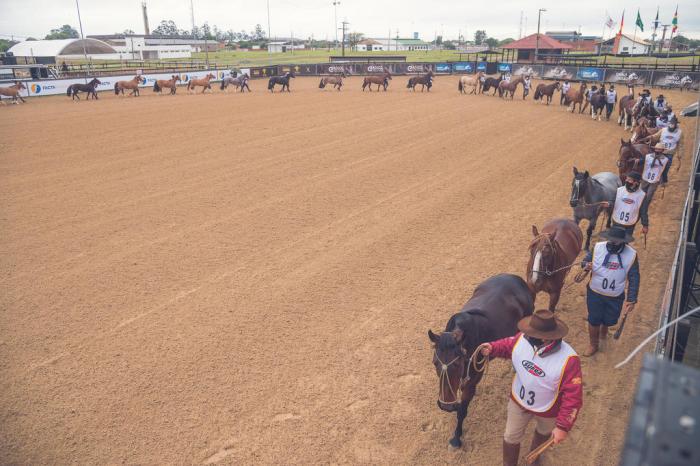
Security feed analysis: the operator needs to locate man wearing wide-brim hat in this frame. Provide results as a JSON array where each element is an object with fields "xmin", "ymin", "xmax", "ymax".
[
  {"xmin": 638, "ymin": 142, "xmax": 670, "ymax": 207},
  {"xmin": 481, "ymin": 310, "xmax": 583, "ymax": 466},
  {"xmin": 581, "ymin": 226, "xmax": 640, "ymax": 357}
]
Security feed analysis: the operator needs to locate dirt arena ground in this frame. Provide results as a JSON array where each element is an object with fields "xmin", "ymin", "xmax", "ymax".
[{"xmin": 0, "ymin": 77, "xmax": 697, "ymax": 465}]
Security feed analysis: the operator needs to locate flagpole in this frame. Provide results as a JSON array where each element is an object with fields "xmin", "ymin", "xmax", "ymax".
[
  {"xmin": 599, "ymin": 22, "xmax": 606, "ymax": 56},
  {"xmin": 666, "ymin": 28, "xmax": 674, "ymax": 59},
  {"xmin": 631, "ymin": 9, "xmax": 639, "ymax": 55}
]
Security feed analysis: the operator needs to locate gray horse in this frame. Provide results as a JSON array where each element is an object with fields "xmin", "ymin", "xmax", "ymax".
[
  {"xmin": 570, "ymin": 167, "xmax": 621, "ymax": 250},
  {"xmin": 220, "ymin": 73, "xmax": 250, "ymax": 92}
]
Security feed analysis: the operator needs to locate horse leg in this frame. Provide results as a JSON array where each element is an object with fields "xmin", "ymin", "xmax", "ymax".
[
  {"xmin": 585, "ymin": 220, "xmax": 595, "ymax": 251},
  {"xmin": 548, "ymin": 288, "xmax": 562, "ymax": 312}
]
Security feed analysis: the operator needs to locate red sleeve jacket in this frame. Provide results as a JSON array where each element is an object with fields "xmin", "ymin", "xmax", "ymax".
[{"xmin": 490, "ymin": 332, "xmax": 583, "ymax": 432}]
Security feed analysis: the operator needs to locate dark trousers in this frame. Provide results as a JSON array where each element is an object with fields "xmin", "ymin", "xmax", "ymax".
[
  {"xmin": 606, "ymin": 103, "xmax": 615, "ymax": 119},
  {"xmin": 661, "ymin": 154, "xmax": 674, "ymax": 183},
  {"xmin": 523, "ymin": 88, "xmax": 530, "ymax": 99},
  {"xmin": 560, "ymin": 92, "xmax": 566, "ymax": 105}
]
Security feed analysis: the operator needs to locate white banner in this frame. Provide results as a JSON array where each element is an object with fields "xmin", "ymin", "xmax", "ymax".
[{"xmin": 25, "ymin": 69, "xmax": 223, "ymax": 97}]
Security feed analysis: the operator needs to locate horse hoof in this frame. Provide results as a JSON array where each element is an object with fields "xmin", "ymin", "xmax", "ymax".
[{"xmin": 448, "ymin": 438, "xmax": 462, "ymax": 450}]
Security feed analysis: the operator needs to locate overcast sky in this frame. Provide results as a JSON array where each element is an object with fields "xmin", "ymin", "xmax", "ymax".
[{"xmin": 1, "ymin": 0, "xmax": 698, "ymax": 41}]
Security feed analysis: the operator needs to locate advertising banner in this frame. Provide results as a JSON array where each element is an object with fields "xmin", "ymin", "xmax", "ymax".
[
  {"xmin": 249, "ymin": 66, "xmax": 279, "ymax": 79},
  {"xmin": 317, "ymin": 63, "xmax": 354, "ymax": 75},
  {"xmin": 360, "ymin": 63, "xmax": 391, "ymax": 74},
  {"xmin": 453, "ymin": 62, "xmax": 476, "ymax": 73},
  {"xmin": 497, "ymin": 63, "xmax": 512, "ymax": 73},
  {"xmin": 576, "ymin": 67, "xmax": 604, "ymax": 81},
  {"xmin": 603, "ymin": 69, "xmax": 651, "ymax": 85},
  {"xmin": 541, "ymin": 65, "xmax": 576, "ymax": 80},
  {"xmin": 405, "ymin": 63, "xmax": 431, "ymax": 74},
  {"xmin": 649, "ymin": 71, "xmax": 699, "ymax": 90},
  {"xmin": 512, "ymin": 64, "xmax": 543, "ymax": 78},
  {"xmin": 476, "ymin": 62, "xmax": 487, "ymax": 72},
  {"xmin": 434, "ymin": 63, "xmax": 452, "ymax": 74}
]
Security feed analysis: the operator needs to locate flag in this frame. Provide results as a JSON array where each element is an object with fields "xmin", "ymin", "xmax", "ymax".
[
  {"xmin": 635, "ymin": 9, "xmax": 644, "ymax": 32},
  {"xmin": 672, "ymin": 6, "xmax": 678, "ymax": 33},
  {"xmin": 653, "ymin": 7, "xmax": 659, "ymax": 31},
  {"xmin": 619, "ymin": 10, "xmax": 625, "ymax": 34},
  {"xmin": 606, "ymin": 16, "xmax": 614, "ymax": 28}
]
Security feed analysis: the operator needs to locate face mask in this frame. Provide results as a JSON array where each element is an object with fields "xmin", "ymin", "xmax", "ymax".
[
  {"xmin": 669, "ymin": 125, "xmax": 677, "ymax": 131},
  {"xmin": 606, "ymin": 242, "xmax": 624, "ymax": 254},
  {"xmin": 625, "ymin": 182, "xmax": 639, "ymax": 192},
  {"xmin": 525, "ymin": 335, "xmax": 544, "ymax": 348}
]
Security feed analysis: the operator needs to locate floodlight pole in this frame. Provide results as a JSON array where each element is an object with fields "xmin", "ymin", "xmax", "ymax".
[
  {"xmin": 340, "ymin": 21, "xmax": 348, "ymax": 57},
  {"xmin": 333, "ymin": 1, "xmax": 340, "ymax": 50},
  {"xmin": 535, "ymin": 8, "xmax": 546, "ymax": 63},
  {"xmin": 75, "ymin": 0, "xmax": 89, "ymax": 79}
]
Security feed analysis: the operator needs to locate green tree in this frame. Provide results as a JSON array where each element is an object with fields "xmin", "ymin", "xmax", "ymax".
[
  {"xmin": 253, "ymin": 24, "xmax": 266, "ymax": 40},
  {"xmin": 499, "ymin": 38, "xmax": 515, "ymax": 46},
  {"xmin": 347, "ymin": 32, "xmax": 364, "ymax": 48},
  {"xmin": 45, "ymin": 24, "xmax": 79, "ymax": 40},
  {"xmin": 474, "ymin": 30, "xmax": 487, "ymax": 45},
  {"xmin": 152, "ymin": 20, "xmax": 179, "ymax": 36},
  {"xmin": 485, "ymin": 37, "xmax": 499, "ymax": 48},
  {"xmin": 0, "ymin": 39, "xmax": 18, "ymax": 52}
]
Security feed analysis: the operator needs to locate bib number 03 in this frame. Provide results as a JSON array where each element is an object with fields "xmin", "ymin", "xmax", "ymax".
[{"xmin": 519, "ymin": 385, "xmax": 535, "ymax": 406}]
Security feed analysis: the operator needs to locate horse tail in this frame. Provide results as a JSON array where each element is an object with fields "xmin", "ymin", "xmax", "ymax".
[
  {"xmin": 153, "ymin": 81, "xmax": 160, "ymax": 92},
  {"xmin": 268, "ymin": 79, "xmax": 274, "ymax": 90},
  {"xmin": 220, "ymin": 79, "xmax": 225, "ymax": 90},
  {"xmin": 534, "ymin": 88, "xmax": 541, "ymax": 100},
  {"xmin": 319, "ymin": 78, "xmax": 325, "ymax": 89},
  {"xmin": 114, "ymin": 82, "xmax": 119, "ymax": 95},
  {"xmin": 458, "ymin": 80, "xmax": 463, "ymax": 93},
  {"xmin": 66, "ymin": 85, "xmax": 72, "ymax": 97}
]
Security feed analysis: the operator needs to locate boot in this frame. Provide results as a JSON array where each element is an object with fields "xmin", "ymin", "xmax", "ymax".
[
  {"xmin": 503, "ymin": 440, "xmax": 521, "ymax": 466},
  {"xmin": 599, "ymin": 325, "xmax": 609, "ymax": 351},
  {"xmin": 528, "ymin": 431, "xmax": 551, "ymax": 465},
  {"xmin": 583, "ymin": 324, "xmax": 599, "ymax": 357}
]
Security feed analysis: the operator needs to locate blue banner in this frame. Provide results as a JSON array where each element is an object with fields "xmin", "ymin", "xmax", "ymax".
[
  {"xmin": 577, "ymin": 67, "xmax": 604, "ymax": 81},
  {"xmin": 498, "ymin": 63, "xmax": 512, "ymax": 72},
  {"xmin": 434, "ymin": 63, "xmax": 451, "ymax": 73},
  {"xmin": 477, "ymin": 62, "xmax": 487, "ymax": 71},
  {"xmin": 453, "ymin": 62, "xmax": 475, "ymax": 73}
]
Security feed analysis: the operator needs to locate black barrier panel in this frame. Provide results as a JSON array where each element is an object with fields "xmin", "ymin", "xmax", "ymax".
[
  {"xmin": 512, "ymin": 64, "xmax": 544, "ymax": 79},
  {"xmin": 649, "ymin": 71, "xmax": 700, "ymax": 90},
  {"xmin": 541, "ymin": 65, "xmax": 576, "ymax": 81},
  {"xmin": 249, "ymin": 66, "xmax": 279, "ymax": 78},
  {"xmin": 278, "ymin": 64, "xmax": 316, "ymax": 75},
  {"xmin": 317, "ymin": 63, "xmax": 354, "ymax": 75},
  {"xmin": 603, "ymin": 69, "xmax": 651, "ymax": 85}
]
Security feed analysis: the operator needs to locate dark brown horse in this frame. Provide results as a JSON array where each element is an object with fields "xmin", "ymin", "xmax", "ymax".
[
  {"xmin": 498, "ymin": 76, "xmax": 524, "ymax": 99},
  {"xmin": 527, "ymin": 220, "xmax": 583, "ymax": 312},
  {"xmin": 480, "ymin": 74, "xmax": 503, "ymax": 95},
  {"xmin": 589, "ymin": 89, "xmax": 607, "ymax": 121},
  {"xmin": 564, "ymin": 83, "xmax": 587, "ymax": 113},
  {"xmin": 362, "ymin": 72, "xmax": 391, "ymax": 91},
  {"xmin": 618, "ymin": 139, "xmax": 651, "ymax": 183},
  {"xmin": 407, "ymin": 71, "xmax": 434, "ymax": 92},
  {"xmin": 67, "ymin": 78, "xmax": 101, "ymax": 100},
  {"xmin": 533, "ymin": 81, "xmax": 560, "ymax": 105},
  {"xmin": 153, "ymin": 75, "xmax": 181, "ymax": 95},
  {"xmin": 428, "ymin": 273, "xmax": 534, "ymax": 449},
  {"xmin": 318, "ymin": 72, "xmax": 346, "ymax": 90}
]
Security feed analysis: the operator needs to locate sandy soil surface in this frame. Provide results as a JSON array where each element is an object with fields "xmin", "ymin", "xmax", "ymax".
[{"xmin": 0, "ymin": 77, "xmax": 697, "ymax": 465}]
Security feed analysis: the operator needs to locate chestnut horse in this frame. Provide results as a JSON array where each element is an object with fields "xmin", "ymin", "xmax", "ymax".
[
  {"xmin": 428, "ymin": 273, "xmax": 534, "ymax": 449},
  {"xmin": 533, "ymin": 81, "xmax": 560, "ymax": 105},
  {"xmin": 318, "ymin": 72, "xmax": 346, "ymax": 90},
  {"xmin": 630, "ymin": 117, "xmax": 655, "ymax": 143},
  {"xmin": 527, "ymin": 219, "xmax": 583, "ymax": 312},
  {"xmin": 458, "ymin": 71, "xmax": 484, "ymax": 94},
  {"xmin": 565, "ymin": 83, "xmax": 587, "ymax": 113},
  {"xmin": 187, "ymin": 73, "xmax": 215, "ymax": 93},
  {"xmin": 153, "ymin": 75, "xmax": 181, "ymax": 95},
  {"xmin": 114, "ymin": 75, "xmax": 144, "ymax": 96},
  {"xmin": 617, "ymin": 86, "xmax": 637, "ymax": 130},
  {"xmin": 618, "ymin": 139, "xmax": 651, "ymax": 183},
  {"xmin": 0, "ymin": 81, "xmax": 27, "ymax": 104},
  {"xmin": 362, "ymin": 72, "xmax": 392, "ymax": 91},
  {"xmin": 498, "ymin": 76, "xmax": 524, "ymax": 99}
]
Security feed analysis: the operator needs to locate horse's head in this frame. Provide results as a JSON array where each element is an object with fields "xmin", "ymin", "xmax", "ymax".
[
  {"xmin": 288, "ymin": 71, "xmax": 296, "ymax": 78},
  {"xmin": 90, "ymin": 78, "xmax": 101, "ymax": 86},
  {"xmin": 17, "ymin": 81, "xmax": 26, "ymax": 90},
  {"xmin": 428, "ymin": 327, "xmax": 467, "ymax": 411},
  {"xmin": 554, "ymin": 81, "xmax": 561, "ymax": 90},
  {"xmin": 385, "ymin": 72, "xmax": 392, "ymax": 79},
  {"xmin": 570, "ymin": 167, "xmax": 590, "ymax": 208},
  {"xmin": 427, "ymin": 70, "xmax": 434, "ymax": 77},
  {"xmin": 529, "ymin": 226, "xmax": 557, "ymax": 285},
  {"xmin": 208, "ymin": 73, "xmax": 215, "ymax": 80},
  {"xmin": 618, "ymin": 138, "xmax": 643, "ymax": 169},
  {"xmin": 174, "ymin": 75, "xmax": 182, "ymax": 82}
]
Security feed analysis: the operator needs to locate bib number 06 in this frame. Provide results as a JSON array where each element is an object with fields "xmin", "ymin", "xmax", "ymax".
[{"xmin": 519, "ymin": 385, "xmax": 535, "ymax": 406}]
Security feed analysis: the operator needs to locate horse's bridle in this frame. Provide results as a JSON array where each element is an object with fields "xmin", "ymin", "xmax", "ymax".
[{"xmin": 434, "ymin": 348, "xmax": 467, "ymax": 406}]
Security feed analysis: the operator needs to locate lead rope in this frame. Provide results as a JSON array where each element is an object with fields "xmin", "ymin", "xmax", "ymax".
[{"xmin": 465, "ymin": 343, "xmax": 491, "ymax": 382}]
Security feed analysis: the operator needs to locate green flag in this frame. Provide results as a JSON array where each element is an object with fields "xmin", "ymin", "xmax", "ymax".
[{"xmin": 635, "ymin": 9, "xmax": 644, "ymax": 31}]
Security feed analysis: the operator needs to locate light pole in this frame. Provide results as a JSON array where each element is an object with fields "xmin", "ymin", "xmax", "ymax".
[
  {"xmin": 535, "ymin": 8, "xmax": 546, "ymax": 63},
  {"xmin": 333, "ymin": 1, "xmax": 340, "ymax": 50}
]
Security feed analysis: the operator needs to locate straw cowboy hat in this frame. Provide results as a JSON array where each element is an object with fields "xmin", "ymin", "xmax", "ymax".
[
  {"xmin": 517, "ymin": 309, "xmax": 569, "ymax": 340},
  {"xmin": 653, "ymin": 142, "xmax": 666, "ymax": 151}
]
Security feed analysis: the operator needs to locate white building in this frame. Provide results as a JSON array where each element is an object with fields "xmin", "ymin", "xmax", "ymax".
[
  {"xmin": 8, "ymin": 38, "xmax": 123, "ymax": 61},
  {"xmin": 267, "ymin": 41, "xmax": 306, "ymax": 53},
  {"xmin": 90, "ymin": 35, "xmax": 203, "ymax": 58},
  {"xmin": 598, "ymin": 33, "xmax": 651, "ymax": 55},
  {"xmin": 372, "ymin": 38, "xmax": 432, "ymax": 51},
  {"xmin": 354, "ymin": 39, "xmax": 385, "ymax": 52}
]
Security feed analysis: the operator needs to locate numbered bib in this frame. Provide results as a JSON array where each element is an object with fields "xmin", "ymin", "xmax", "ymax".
[
  {"xmin": 643, "ymin": 154, "xmax": 668, "ymax": 183},
  {"xmin": 661, "ymin": 128, "xmax": 681, "ymax": 151},
  {"xmin": 511, "ymin": 335, "xmax": 577, "ymax": 413},
  {"xmin": 589, "ymin": 242, "xmax": 637, "ymax": 297},
  {"xmin": 612, "ymin": 186, "xmax": 645, "ymax": 226}
]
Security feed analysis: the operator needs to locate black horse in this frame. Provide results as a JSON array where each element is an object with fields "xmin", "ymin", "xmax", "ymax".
[
  {"xmin": 67, "ymin": 78, "xmax": 101, "ymax": 100},
  {"xmin": 589, "ymin": 89, "xmax": 607, "ymax": 121},
  {"xmin": 428, "ymin": 273, "xmax": 534, "ymax": 449},
  {"xmin": 480, "ymin": 74, "xmax": 503, "ymax": 95},
  {"xmin": 268, "ymin": 71, "xmax": 295, "ymax": 92},
  {"xmin": 407, "ymin": 71, "xmax": 434, "ymax": 92},
  {"xmin": 570, "ymin": 167, "xmax": 621, "ymax": 251}
]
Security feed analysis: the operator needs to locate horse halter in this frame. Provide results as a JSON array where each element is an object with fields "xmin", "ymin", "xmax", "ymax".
[
  {"xmin": 530, "ymin": 234, "xmax": 570, "ymax": 277},
  {"xmin": 434, "ymin": 348, "xmax": 467, "ymax": 406}
]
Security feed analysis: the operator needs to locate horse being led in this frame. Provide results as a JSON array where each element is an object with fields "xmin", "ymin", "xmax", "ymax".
[
  {"xmin": 589, "ymin": 88, "xmax": 607, "ymax": 121},
  {"xmin": 533, "ymin": 81, "xmax": 560, "ymax": 105},
  {"xmin": 0, "ymin": 81, "xmax": 27, "ymax": 104},
  {"xmin": 67, "ymin": 78, "xmax": 101, "ymax": 101},
  {"xmin": 564, "ymin": 82, "xmax": 587, "ymax": 113},
  {"xmin": 153, "ymin": 75, "xmax": 181, "ymax": 95},
  {"xmin": 187, "ymin": 73, "xmax": 216, "ymax": 93},
  {"xmin": 527, "ymin": 220, "xmax": 583, "ymax": 312},
  {"xmin": 220, "ymin": 73, "xmax": 251, "ymax": 92},
  {"xmin": 268, "ymin": 71, "xmax": 295, "ymax": 92},
  {"xmin": 617, "ymin": 86, "xmax": 636, "ymax": 130},
  {"xmin": 570, "ymin": 167, "xmax": 621, "ymax": 251},
  {"xmin": 407, "ymin": 71, "xmax": 434, "ymax": 92},
  {"xmin": 427, "ymin": 274, "xmax": 534, "ymax": 449},
  {"xmin": 318, "ymin": 72, "xmax": 346, "ymax": 91},
  {"xmin": 362, "ymin": 72, "xmax": 391, "ymax": 92},
  {"xmin": 630, "ymin": 117, "xmax": 655, "ymax": 143},
  {"xmin": 498, "ymin": 76, "xmax": 524, "ymax": 99},
  {"xmin": 114, "ymin": 75, "xmax": 144, "ymax": 97},
  {"xmin": 618, "ymin": 139, "xmax": 651, "ymax": 183},
  {"xmin": 480, "ymin": 74, "xmax": 503, "ymax": 95},
  {"xmin": 458, "ymin": 71, "xmax": 484, "ymax": 95}
]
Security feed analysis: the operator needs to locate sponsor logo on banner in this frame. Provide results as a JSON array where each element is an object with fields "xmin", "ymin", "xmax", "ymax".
[
  {"xmin": 498, "ymin": 63, "xmax": 512, "ymax": 72},
  {"xmin": 31, "ymin": 84, "xmax": 41, "ymax": 93},
  {"xmin": 435, "ymin": 63, "xmax": 451, "ymax": 73},
  {"xmin": 454, "ymin": 62, "xmax": 474, "ymax": 72},
  {"xmin": 522, "ymin": 360, "xmax": 546, "ymax": 377},
  {"xmin": 328, "ymin": 66, "xmax": 346, "ymax": 73},
  {"xmin": 367, "ymin": 65, "xmax": 386, "ymax": 73},
  {"xmin": 406, "ymin": 64, "xmax": 425, "ymax": 73},
  {"xmin": 577, "ymin": 67, "xmax": 602, "ymax": 80},
  {"xmin": 477, "ymin": 62, "xmax": 487, "ymax": 71}
]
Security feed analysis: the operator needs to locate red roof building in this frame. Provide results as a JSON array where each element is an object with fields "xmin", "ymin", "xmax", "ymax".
[{"xmin": 501, "ymin": 33, "xmax": 572, "ymax": 62}]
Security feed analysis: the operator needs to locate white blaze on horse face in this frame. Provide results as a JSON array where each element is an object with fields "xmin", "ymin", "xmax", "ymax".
[{"xmin": 532, "ymin": 251, "xmax": 542, "ymax": 283}]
